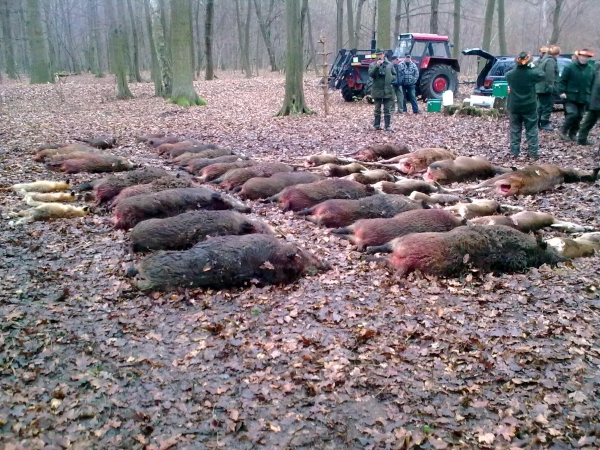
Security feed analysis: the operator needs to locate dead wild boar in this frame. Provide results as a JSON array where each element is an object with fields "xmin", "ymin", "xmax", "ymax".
[
  {"xmin": 265, "ymin": 178, "xmax": 374, "ymax": 212},
  {"xmin": 47, "ymin": 153, "xmax": 135, "ymax": 174},
  {"xmin": 237, "ymin": 172, "xmax": 324, "ymax": 200},
  {"xmin": 304, "ymin": 153, "xmax": 354, "ymax": 167},
  {"xmin": 332, "ymin": 209, "xmax": 464, "ymax": 251},
  {"xmin": 147, "ymin": 136, "xmax": 185, "ymax": 148},
  {"xmin": 383, "ymin": 148, "xmax": 456, "ymax": 174},
  {"xmin": 388, "ymin": 224, "xmax": 567, "ymax": 277},
  {"xmin": 74, "ymin": 136, "xmax": 117, "ymax": 149},
  {"xmin": 168, "ymin": 146, "xmax": 233, "ymax": 161},
  {"xmin": 545, "ymin": 232, "xmax": 600, "ymax": 259},
  {"xmin": 344, "ymin": 170, "xmax": 396, "ymax": 185},
  {"xmin": 109, "ymin": 174, "xmax": 195, "ymax": 208},
  {"xmin": 467, "ymin": 164, "xmax": 600, "ymax": 196},
  {"xmin": 346, "ymin": 143, "xmax": 410, "ymax": 162},
  {"xmin": 130, "ymin": 210, "xmax": 273, "ymax": 252},
  {"xmin": 33, "ymin": 143, "xmax": 98, "ymax": 162},
  {"xmin": 321, "ymin": 163, "xmax": 366, "ymax": 177},
  {"xmin": 197, "ymin": 160, "xmax": 258, "ymax": 183},
  {"xmin": 423, "ymin": 156, "xmax": 496, "ymax": 185},
  {"xmin": 214, "ymin": 163, "xmax": 294, "ymax": 190},
  {"xmin": 183, "ymin": 155, "xmax": 248, "ymax": 174},
  {"xmin": 130, "ymin": 234, "xmax": 331, "ymax": 291},
  {"xmin": 297, "ymin": 194, "xmax": 424, "ymax": 228},
  {"xmin": 111, "ymin": 187, "xmax": 251, "ymax": 230},
  {"xmin": 93, "ymin": 167, "xmax": 169, "ymax": 204},
  {"xmin": 373, "ymin": 179, "xmax": 443, "ymax": 196},
  {"xmin": 468, "ymin": 211, "xmax": 589, "ymax": 233}
]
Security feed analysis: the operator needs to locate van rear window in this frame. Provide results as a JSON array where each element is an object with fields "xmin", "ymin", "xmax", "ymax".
[{"xmin": 489, "ymin": 61, "xmax": 516, "ymax": 76}]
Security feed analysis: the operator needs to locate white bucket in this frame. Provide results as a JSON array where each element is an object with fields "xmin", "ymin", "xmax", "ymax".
[{"xmin": 442, "ymin": 90, "xmax": 454, "ymax": 106}]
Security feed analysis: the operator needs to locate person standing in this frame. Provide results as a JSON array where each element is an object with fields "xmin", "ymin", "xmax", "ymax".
[
  {"xmin": 506, "ymin": 52, "xmax": 545, "ymax": 158},
  {"xmin": 577, "ymin": 61, "xmax": 600, "ymax": 146},
  {"xmin": 539, "ymin": 46, "xmax": 548, "ymax": 58},
  {"xmin": 400, "ymin": 54, "xmax": 420, "ymax": 114},
  {"xmin": 536, "ymin": 45, "xmax": 560, "ymax": 131},
  {"xmin": 558, "ymin": 49, "xmax": 595, "ymax": 141},
  {"xmin": 391, "ymin": 56, "xmax": 404, "ymax": 114},
  {"xmin": 368, "ymin": 50, "xmax": 396, "ymax": 131}
]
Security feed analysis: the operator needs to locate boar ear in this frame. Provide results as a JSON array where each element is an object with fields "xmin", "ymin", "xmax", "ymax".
[
  {"xmin": 286, "ymin": 251, "xmax": 297, "ymax": 259},
  {"xmin": 82, "ymin": 206, "xmax": 90, "ymax": 212},
  {"xmin": 65, "ymin": 179, "xmax": 71, "ymax": 184}
]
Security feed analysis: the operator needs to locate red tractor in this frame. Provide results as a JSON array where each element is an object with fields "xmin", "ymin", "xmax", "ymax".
[{"xmin": 329, "ymin": 33, "xmax": 460, "ymax": 102}]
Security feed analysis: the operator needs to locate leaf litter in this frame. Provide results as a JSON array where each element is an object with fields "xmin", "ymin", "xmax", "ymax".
[{"xmin": 0, "ymin": 72, "xmax": 599, "ymax": 449}]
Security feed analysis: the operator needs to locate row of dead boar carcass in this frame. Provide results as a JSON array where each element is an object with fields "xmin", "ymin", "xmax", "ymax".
[{"xmin": 3, "ymin": 134, "xmax": 600, "ymax": 292}]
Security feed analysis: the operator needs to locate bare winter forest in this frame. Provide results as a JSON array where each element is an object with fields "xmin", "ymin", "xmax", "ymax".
[{"xmin": 1, "ymin": 0, "xmax": 600, "ymax": 449}]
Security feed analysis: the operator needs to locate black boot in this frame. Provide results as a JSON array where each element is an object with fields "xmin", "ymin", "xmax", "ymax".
[
  {"xmin": 374, "ymin": 115, "xmax": 381, "ymax": 130},
  {"xmin": 540, "ymin": 121, "xmax": 554, "ymax": 131},
  {"xmin": 384, "ymin": 116, "xmax": 394, "ymax": 132}
]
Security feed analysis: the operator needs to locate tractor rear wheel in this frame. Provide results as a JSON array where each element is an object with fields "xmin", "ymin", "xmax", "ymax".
[
  {"xmin": 340, "ymin": 80, "xmax": 355, "ymax": 102},
  {"xmin": 364, "ymin": 78, "xmax": 374, "ymax": 103},
  {"xmin": 419, "ymin": 64, "xmax": 458, "ymax": 101}
]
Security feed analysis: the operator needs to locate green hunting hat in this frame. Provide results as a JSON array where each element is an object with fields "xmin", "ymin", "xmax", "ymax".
[{"xmin": 375, "ymin": 48, "xmax": 384, "ymax": 54}]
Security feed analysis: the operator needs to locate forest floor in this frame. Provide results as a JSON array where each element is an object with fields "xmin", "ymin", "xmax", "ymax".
[{"xmin": 1, "ymin": 72, "xmax": 599, "ymax": 450}]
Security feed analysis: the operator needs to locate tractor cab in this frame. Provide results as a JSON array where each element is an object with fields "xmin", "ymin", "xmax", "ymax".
[{"xmin": 393, "ymin": 33, "xmax": 460, "ymax": 99}]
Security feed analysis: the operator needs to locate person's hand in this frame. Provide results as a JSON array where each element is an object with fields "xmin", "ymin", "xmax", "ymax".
[
  {"xmin": 560, "ymin": 93, "xmax": 566, "ymax": 99},
  {"xmin": 376, "ymin": 60, "xmax": 383, "ymax": 66}
]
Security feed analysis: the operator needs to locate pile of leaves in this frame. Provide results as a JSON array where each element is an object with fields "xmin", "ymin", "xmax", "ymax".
[{"xmin": 1, "ymin": 73, "xmax": 599, "ymax": 449}]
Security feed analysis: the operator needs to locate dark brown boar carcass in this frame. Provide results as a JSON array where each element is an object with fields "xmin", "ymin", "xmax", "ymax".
[
  {"xmin": 110, "ymin": 174, "xmax": 195, "ymax": 208},
  {"xmin": 332, "ymin": 209, "xmax": 464, "ymax": 251},
  {"xmin": 111, "ymin": 187, "xmax": 251, "ymax": 230},
  {"xmin": 297, "ymin": 194, "xmax": 424, "ymax": 228},
  {"xmin": 93, "ymin": 167, "xmax": 169, "ymax": 204},
  {"xmin": 237, "ymin": 172, "xmax": 324, "ymax": 200},
  {"xmin": 130, "ymin": 234, "xmax": 330, "ymax": 291},
  {"xmin": 388, "ymin": 224, "xmax": 567, "ymax": 277},
  {"xmin": 130, "ymin": 210, "xmax": 273, "ymax": 252},
  {"xmin": 214, "ymin": 163, "xmax": 294, "ymax": 190},
  {"xmin": 265, "ymin": 179, "xmax": 374, "ymax": 212}
]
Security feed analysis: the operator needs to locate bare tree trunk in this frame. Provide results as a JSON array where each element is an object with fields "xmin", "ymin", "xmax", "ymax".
[
  {"xmin": 277, "ymin": 0, "xmax": 312, "ymax": 116},
  {"xmin": 394, "ymin": 0, "xmax": 402, "ymax": 41},
  {"xmin": 430, "ymin": 0, "xmax": 439, "ymax": 34},
  {"xmin": 355, "ymin": 0, "xmax": 367, "ymax": 48},
  {"xmin": 497, "ymin": 0, "xmax": 507, "ymax": 55},
  {"xmin": 1, "ymin": 0, "xmax": 18, "ymax": 79},
  {"xmin": 482, "ymin": 0, "xmax": 496, "ymax": 50},
  {"xmin": 90, "ymin": 0, "xmax": 105, "ymax": 77},
  {"xmin": 346, "ymin": 0, "xmax": 355, "ymax": 48},
  {"xmin": 404, "ymin": 0, "xmax": 410, "ymax": 32},
  {"xmin": 157, "ymin": 0, "xmax": 172, "ymax": 96},
  {"xmin": 336, "ymin": 0, "xmax": 343, "ymax": 50},
  {"xmin": 302, "ymin": 0, "xmax": 318, "ymax": 73},
  {"xmin": 26, "ymin": 0, "xmax": 52, "ymax": 83},
  {"xmin": 145, "ymin": 0, "xmax": 164, "ymax": 96},
  {"xmin": 452, "ymin": 0, "xmax": 460, "ymax": 58},
  {"xmin": 105, "ymin": 0, "xmax": 132, "ymax": 97},
  {"xmin": 244, "ymin": 0, "xmax": 252, "ymax": 77},
  {"xmin": 205, "ymin": 0, "xmax": 215, "ymax": 80},
  {"xmin": 549, "ymin": 0, "xmax": 563, "ymax": 45},
  {"xmin": 170, "ymin": 0, "xmax": 204, "ymax": 106},
  {"xmin": 377, "ymin": 0, "xmax": 391, "ymax": 49},
  {"xmin": 234, "ymin": 0, "xmax": 252, "ymax": 77},
  {"xmin": 126, "ymin": 0, "xmax": 143, "ymax": 82},
  {"xmin": 194, "ymin": 0, "xmax": 203, "ymax": 77},
  {"xmin": 254, "ymin": 0, "xmax": 278, "ymax": 71}
]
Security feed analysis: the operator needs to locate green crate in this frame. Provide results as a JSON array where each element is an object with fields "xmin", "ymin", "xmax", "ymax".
[
  {"xmin": 492, "ymin": 81, "xmax": 509, "ymax": 98},
  {"xmin": 427, "ymin": 99, "xmax": 442, "ymax": 113}
]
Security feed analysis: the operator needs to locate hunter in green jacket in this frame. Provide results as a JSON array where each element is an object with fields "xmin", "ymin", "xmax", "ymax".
[
  {"xmin": 577, "ymin": 62, "xmax": 599, "ymax": 145},
  {"xmin": 558, "ymin": 49, "xmax": 595, "ymax": 141},
  {"xmin": 369, "ymin": 50, "xmax": 397, "ymax": 131},
  {"xmin": 506, "ymin": 52, "xmax": 545, "ymax": 158},
  {"xmin": 535, "ymin": 46, "xmax": 560, "ymax": 131}
]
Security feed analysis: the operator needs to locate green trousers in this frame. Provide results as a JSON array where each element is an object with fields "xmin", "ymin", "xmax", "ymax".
[
  {"xmin": 536, "ymin": 93, "xmax": 553, "ymax": 126},
  {"xmin": 374, "ymin": 98, "xmax": 393, "ymax": 118},
  {"xmin": 578, "ymin": 110, "xmax": 599, "ymax": 142},
  {"xmin": 509, "ymin": 110, "xmax": 539, "ymax": 156},
  {"xmin": 392, "ymin": 87, "xmax": 404, "ymax": 112},
  {"xmin": 561, "ymin": 101, "xmax": 586, "ymax": 137}
]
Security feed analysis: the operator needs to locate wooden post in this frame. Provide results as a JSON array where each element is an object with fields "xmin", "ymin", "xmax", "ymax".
[{"xmin": 318, "ymin": 36, "xmax": 331, "ymax": 116}]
